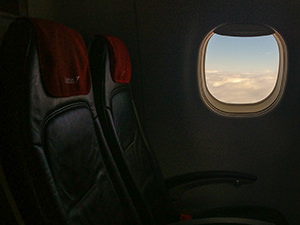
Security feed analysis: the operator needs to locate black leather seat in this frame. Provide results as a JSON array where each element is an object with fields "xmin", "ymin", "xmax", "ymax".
[
  {"xmin": 89, "ymin": 35, "xmax": 288, "ymax": 225},
  {"xmin": 0, "ymin": 18, "xmax": 140, "ymax": 225}
]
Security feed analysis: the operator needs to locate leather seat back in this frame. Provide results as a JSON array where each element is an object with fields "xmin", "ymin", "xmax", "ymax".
[
  {"xmin": 90, "ymin": 36, "xmax": 171, "ymax": 225},
  {"xmin": 0, "ymin": 18, "xmax": 138, "ymax": 225}
]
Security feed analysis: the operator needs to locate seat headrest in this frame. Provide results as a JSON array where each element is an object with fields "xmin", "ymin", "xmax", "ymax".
[
  {"xmin": 104, "ymin": 35, "xmax": 132, "ymax": 83},
  {"xmin": 30, "ymin": 18, "xmax": 91, "ymax": 97}
]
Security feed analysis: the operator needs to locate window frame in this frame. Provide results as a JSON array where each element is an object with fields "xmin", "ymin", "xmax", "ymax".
[{"xmin": 198, "ymin": 27, "xmax": 287, "ymax": 117}]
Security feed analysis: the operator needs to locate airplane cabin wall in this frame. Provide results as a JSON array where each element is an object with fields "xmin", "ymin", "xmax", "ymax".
[
  {"xmin": 5, "ymin": 1, "xmax": 300, "ymax": 224},
  {"xmin": 134, "ymin": 1, "xmax": 300, "ymax": 225}
]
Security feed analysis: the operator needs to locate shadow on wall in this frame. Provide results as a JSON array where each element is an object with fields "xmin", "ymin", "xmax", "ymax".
[
  {"xmin": 0, "ymin": 17, "xmax": 14, "ymax": 44},
  {"xmin": 0, "ymin": 0, "xmax": 27, "ymax": 44}
]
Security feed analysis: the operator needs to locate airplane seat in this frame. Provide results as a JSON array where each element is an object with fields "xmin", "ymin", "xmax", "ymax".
[
  {"xmin": 0, "ymin": 18, "xmax": 140, "ymax": 225},
  {"xmin": 89, "ymin": 36, "xmax": 167, "ymax": 223},
  {"xmin": 89, "ymin": 35, "xmax": 289, "ymax": 225},
  {"xmin": 89, "ymin": 35, "xmax": 169, "ymax": 225}
]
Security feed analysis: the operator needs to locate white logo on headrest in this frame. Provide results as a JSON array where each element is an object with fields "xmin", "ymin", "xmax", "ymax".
[{"xmin": 64, "ymin": 76, "xmax": 80, "ymax": 84}]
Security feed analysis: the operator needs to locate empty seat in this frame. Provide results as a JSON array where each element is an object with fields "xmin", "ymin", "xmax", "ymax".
[
  {"xmin": 89, "ymin": 35, "xmax": 288, "ymax": 225},
  {"xmin": 0, "ymin": 18, "xmax": 140, "ymax": 225}
]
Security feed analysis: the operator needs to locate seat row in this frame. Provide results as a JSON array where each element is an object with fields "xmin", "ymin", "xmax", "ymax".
[{"xmin": 0, "ymin": 18, "xmax": 287, "ymax": 225}]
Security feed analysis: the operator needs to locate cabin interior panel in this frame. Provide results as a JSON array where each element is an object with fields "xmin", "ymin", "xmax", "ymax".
[{"xmin": 1, "ymin": 0, "xmax": 299, "ymax": 224}]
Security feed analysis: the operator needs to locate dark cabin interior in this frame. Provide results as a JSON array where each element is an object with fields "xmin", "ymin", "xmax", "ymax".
[{"xmin": 0, "ymin": 1, "xmax": 300, "ymax": 225}]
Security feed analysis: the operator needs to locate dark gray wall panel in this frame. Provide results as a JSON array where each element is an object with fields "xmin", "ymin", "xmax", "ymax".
[
  {"xmin": 25, "ymin": 0, "xmax": 300, "ymax": 224},
  {"xmin": 135, "ymin": 1, "xmax": 300, "ymax": 224}
]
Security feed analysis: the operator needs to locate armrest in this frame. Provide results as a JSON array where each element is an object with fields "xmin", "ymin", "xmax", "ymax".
[
  {"xmin": 167, "ymin": 217, "xmax": 275, "ymax": 225},
  {"xmin": 166, "ymin": 171, "xmax": 257, "ymax": 194}
]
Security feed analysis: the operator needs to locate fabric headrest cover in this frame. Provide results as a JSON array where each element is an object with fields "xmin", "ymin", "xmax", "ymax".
[
  {"xmin": 30, "ymin": 18, "xmax": 91, "ymax": 97},
  {"xmin": 104, "ymin": 36, "xmax": 132, "ymax": 83}
]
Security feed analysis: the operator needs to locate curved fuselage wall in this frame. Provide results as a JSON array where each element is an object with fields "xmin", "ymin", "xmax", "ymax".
[{"xmin": 9, "ymin": 0, "xmax": 300, "ymax": 224}]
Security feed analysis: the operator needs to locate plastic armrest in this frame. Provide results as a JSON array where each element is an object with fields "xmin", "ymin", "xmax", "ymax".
[
  {"xmin": 165, "ymin": 171, "xmax": 257, "ymax": 196},
  {"xmin": 167, "ymin": 217, "xmax": 275, "ymax": 225}
]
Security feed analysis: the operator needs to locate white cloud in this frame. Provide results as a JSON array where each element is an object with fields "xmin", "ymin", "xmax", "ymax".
[
  {"xmin": 241, "ymin": 72, "xmax": 256, "ymax": 75},
  {"xmin": 264, "ymin": 69, "xmax": 272, "ymax": 73},
  {"xmin": 205, "ymin": 71, "xmax": 277, "ymax": 103},
  {"xmin": 206, "ymin": 70, "xmax": 219, "ymax": 73}
]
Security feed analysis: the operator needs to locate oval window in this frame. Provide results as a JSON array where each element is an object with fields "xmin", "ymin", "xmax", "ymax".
[{"xmin": 198, "ymin": 24, "xmax": 287, "ymax": 116}]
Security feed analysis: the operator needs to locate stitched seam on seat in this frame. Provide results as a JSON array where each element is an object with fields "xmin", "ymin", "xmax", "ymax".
[
  {"xmin": 70, "ymin": 169, "xmax": 107, "ymax": 211},
  {"xmin": 124, "ymin": 127, "xmax": 139, "ymax": 152},
  {"xmin": 124, "ymin": 141, "xmax": 135, "ymax": 153},
  {"xmin": 140, "ymin": 172, "xmax": 155, "ymax": 192},
  {"xmin": 110, "ymin": 85, "xmax": 128, "ymax": 99},
  {"xmin": 72, "ymin": 182, "xmax": 97, "ymax": 210}
]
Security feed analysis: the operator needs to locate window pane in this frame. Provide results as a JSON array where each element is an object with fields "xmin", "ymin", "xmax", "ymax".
[{"xmin": 205, "ymin": 34, "xmax": 279, "ymax": 104}]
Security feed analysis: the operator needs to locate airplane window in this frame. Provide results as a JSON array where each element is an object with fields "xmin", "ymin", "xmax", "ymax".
[
  {"xmin": 205, "ymin": 34, "xmax": 278, "ymax": 104},
  {"xmin": 198, "ymin": 28, "xmax": 287, "ymax": 116}
]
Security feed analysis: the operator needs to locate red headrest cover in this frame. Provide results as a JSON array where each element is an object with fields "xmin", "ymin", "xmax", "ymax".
[
  {"xmin": 104, "ymin": 36, "xmax": 132, "ymax": 83},
  {"xmin": 30, "ymin": 18, "xmax": 91, "ymax": 97}
]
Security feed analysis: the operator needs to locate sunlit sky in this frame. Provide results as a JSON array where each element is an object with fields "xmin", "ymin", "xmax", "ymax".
[{"xmin": 205, "ymin": 34, "xmax": 279, "ymax": 104}]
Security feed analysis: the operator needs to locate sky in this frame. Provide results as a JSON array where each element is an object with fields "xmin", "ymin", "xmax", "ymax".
[{"xmin": 205, "ymin": 34, "xmax": 279, "ymax": 104}]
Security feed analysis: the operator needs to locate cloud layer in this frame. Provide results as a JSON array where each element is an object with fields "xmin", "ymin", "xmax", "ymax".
[{"xmin": 205, "ymin": 71, "xmax": 278, "ymax": 103}]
